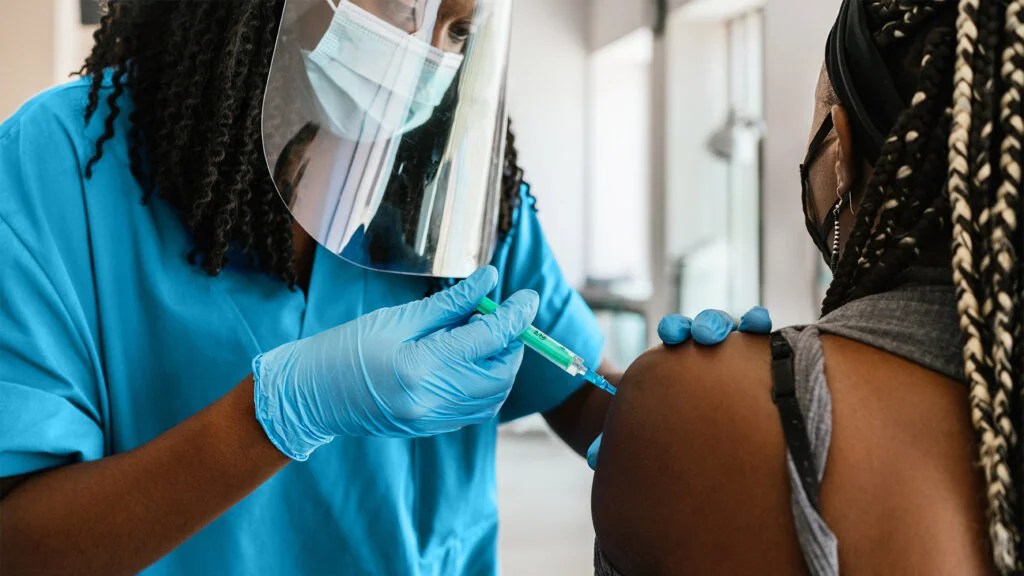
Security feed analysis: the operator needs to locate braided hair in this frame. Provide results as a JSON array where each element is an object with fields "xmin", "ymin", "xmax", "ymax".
[
  {"xmin": 820, "ymin": 1, "xmax": 1024, "ymax": 570},
  {"xmin": 79, "ymin": 1, "xmax": 526, "ymax": 284}
]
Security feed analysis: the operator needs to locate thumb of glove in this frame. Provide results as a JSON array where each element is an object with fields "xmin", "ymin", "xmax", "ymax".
[
  {"xmin": 587, "ymin": 434, "xmax": 603, "ymax": 470},
  {"xmin": 406, "ymin": 266, "xmax": 500, "ymax": 337}
]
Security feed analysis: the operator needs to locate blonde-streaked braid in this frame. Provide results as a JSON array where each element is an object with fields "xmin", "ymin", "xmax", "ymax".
[
  {"xmin": 949, "ymin": 0, "xmax": 1021, "ymax": 568},
  {"xmin": 992, "ymin": 0, "xmax": 1024, "ymax": 564},
  {"xmin": 822, "ymin": 1, "xmax": 1024, "ymax": 570}
]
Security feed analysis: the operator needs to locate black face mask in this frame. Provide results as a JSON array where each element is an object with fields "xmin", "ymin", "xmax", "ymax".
[
  {"xmin": 800, "ymin": 113, "xmax": 841, "ymax": 270},
  {"xmin": 805, "ymin": 0, "xmax": 912, "ymax": 273}
]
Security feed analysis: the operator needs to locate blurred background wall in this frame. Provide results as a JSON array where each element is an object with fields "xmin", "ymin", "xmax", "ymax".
[
  {"xmin": 0, "ymin": 0, "xmax": 94, "ymax": 119},
  {"xmin": 0, "ymin": 0, "xmax": 842, "ymax": 573}
]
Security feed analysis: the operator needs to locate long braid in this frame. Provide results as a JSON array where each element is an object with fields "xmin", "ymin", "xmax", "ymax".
[
  {"xmin": 975, "ymin": 0, "xmax": 1023, "ymax": 565},
  {"xmin": 232, "ymin": 2, "xmax": 279, "ymax": 258},
  {"xmin": 1004, "ymin": 2, "xmax": 1024, "ymax": 559},
  {"xmin": 856, "ymin": 31, "xmax": 950, "ymax": 275},
  {"xmin": 823, "ymin": 2, "xmax": 1024, "ymax": 570},
  {"xmin": 84, "ymin": 61, "xmax": 128, "ymax": 179},
  {"xmin": 153, "ymin": 4, "xmax": 220, "ymax": 204},
  {"xmin": 852, "ymin": 30, "xmax": 955, "ymax": 300},
  {"xmin": 981, "ymin": 6, "xmax": 1021, "ymax": 564},
  {"xmin": 500, "ymin": 118, "xmax": 526, "ymax": 234},
  {"xmin": 971, "ymin": 0, "xmax": 1002, "ymax": 342},
  {"xmin": 858, "ymin": 115, "xmax": 953, "ymax": 293},
  {"xmin": 193, "ymin": 3, "xmax": 262, "ymax": 273},
  {"xmin": 994, "ymin": 0, "xmax": 1024, "ymax": 561},
  {"xmin": 81, "ymin": 3, "xmax": 117, "ymax": 125},
  {"xmin": 821, "ymin": 116, "xmax": 909, "ymax": 312},
  {"xmin": 820, "ymin": 1, "xmax": 933, "ymax": 312},
  {"xmin": 863, "ymin": 3, "xmax": 947, "ymax": 272},
  {"xmin": 948, "ymin": 0, "xmax": 1021, "ymax": 568}
]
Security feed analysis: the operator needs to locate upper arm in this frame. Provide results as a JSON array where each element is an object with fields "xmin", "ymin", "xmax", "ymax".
[
  {"xmin": 0, "ymin": 101, "xmax": 106, "ymax": 478},
  {"xmin": 0, "ymin": 474, "xmax": 31, "ymax": 499},
  {"xmin": 591, "ymin": 336, "xmax": 808, "ymax": 575},
  {"xmin": 494, "ymin": 187, "xmax": 604, "ymax": 421}
]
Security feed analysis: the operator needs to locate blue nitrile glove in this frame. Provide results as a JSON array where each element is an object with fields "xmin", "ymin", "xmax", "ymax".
[
  {"xmin": 658, "ymin": 306, "xmax": 772, "ymax": 345},
  {"xmin": 253, "ymin": 266, "xmax": 539, "ymax": 461},
  {"xmin": 587, "ymin": 306, "xmax": 772, "ymax": 470}
]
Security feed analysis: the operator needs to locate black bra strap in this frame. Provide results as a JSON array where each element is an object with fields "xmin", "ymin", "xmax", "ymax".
[{"xmin": 770, "ymin": 332, "xmax": 821, "ymax": 510}]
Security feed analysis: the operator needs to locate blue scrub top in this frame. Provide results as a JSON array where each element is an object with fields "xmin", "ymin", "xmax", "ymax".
[{"xmin": 0, "ymin": 78, "xmax": 604, "ymax": 575}]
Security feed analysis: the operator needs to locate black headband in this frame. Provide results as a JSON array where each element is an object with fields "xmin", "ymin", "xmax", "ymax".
[{"xmin": 825, "ymin": 0, "xmax": 906, "ymax": 163}]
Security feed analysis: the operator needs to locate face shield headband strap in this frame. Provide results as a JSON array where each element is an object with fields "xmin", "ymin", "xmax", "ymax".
[{"xmin": 825, "ymin": 0, "xmax": 906, "ymax": 164}]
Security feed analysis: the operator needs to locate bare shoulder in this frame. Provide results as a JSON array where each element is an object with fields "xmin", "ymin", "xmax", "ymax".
[
  {"xmin": 592, "ymin": 334, "xmax": 808, "ymax": 575},
  {"xmin": 591, "ymin": 333, "xmax": 994, "ymax": 575}
]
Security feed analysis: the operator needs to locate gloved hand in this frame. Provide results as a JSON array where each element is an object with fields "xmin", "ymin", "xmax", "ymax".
[
  {"xmin": 253, "ymin": 266, "xmax": 538, "ymax": 461},
  {"xmin": 656, "ymin": 306, "xmax": 772, "ymax": 346},
  {"xmin": 586, "ymin": 306, "xmax": 772, "ymax": 470}
]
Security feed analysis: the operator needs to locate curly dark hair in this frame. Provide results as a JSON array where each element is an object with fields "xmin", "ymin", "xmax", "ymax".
[
  {"xmin": 79, "ymin": 0, "xmax": 526, "ymax": 284},
  {"xmin": 819, "ymin": 1, "xmax": 1024, "ymax": 570}
]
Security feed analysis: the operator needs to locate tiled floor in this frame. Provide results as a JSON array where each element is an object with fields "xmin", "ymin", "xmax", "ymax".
[{"xmin": 496, "ymin": 426, "xmax": 595, "ymax": 575}]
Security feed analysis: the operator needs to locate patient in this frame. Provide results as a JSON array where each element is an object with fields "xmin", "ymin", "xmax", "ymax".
[{"xmin": 592, "ymin": 1, "xmax": 1023, "ymax": 574}]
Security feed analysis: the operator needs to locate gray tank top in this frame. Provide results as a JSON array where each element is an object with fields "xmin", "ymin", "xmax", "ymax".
[{"xmin": 594, "ymin": 269, "xmax": 963, "ymax": 575}]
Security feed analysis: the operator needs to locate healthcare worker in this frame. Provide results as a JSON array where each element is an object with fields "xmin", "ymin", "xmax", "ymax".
[{"xmin": 0, "ymin": 1, "xmax": 769, "ymax": 574}]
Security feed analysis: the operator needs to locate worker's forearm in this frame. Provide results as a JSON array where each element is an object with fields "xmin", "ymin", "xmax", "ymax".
[
  {"xmin": 0, "ymin": 375, "xmax": 290, "ymax": 576},
  {"xmin": 544, "ymin": 362, "xmax": 622, "ymax": 457}
]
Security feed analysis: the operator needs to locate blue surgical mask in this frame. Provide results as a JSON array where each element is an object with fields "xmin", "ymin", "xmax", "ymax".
[{"xmin": 302, "ymin": 1, "xmax": 464, "ymax": 141}]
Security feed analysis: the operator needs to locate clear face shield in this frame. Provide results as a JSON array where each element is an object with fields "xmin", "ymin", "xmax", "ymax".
[{"xmin": 262, "ymin": 0, "xmax": 513, "ymax": 278}]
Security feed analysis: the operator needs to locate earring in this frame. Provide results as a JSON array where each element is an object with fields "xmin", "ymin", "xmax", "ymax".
[
  {"xmin": 830, "ymin": 197, "xmax": 842, "ymax": 272},
  {"xmin": 829, "ymin": 189, "xmax": 853, "ymax": 273}
]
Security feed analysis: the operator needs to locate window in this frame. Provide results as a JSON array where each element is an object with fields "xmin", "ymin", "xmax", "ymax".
[{"xmin": 666, "ymin": 6, "xmax": 765, "ymax": 317}]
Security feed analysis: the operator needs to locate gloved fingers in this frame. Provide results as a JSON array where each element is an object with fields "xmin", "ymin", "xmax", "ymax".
[
  {"xmin": 737, "ymin": 306, "xmax": 772, "ymax": 334},
  {"xmin": 468, "ymin": 341, "xmax": 526, "ymax": 398},
  {"xmin": 445, "ymin": 289, "xmax": 539, "ymax": 361},
  {"xmin": 691, "ymin": 309, "xmax": 737, "ymax": 345},
  {"xmin": 657, "ymin": 314, "xmax": 693, "ymax": 346},
  {"xmin": 480, "ymin": 339, "xmax": 526, "ymax": 370},
  {"xmin": 427, "ymin": 382, "xmax": 508, "ymax": 426},
  {"xmin": 428, "ymin": 344, "xmax": 521, "ymax": 402},
  {"xmin": 422, "ymin": 395, "xmax": 505, "ymax": 427},
  {"xmin": 587, "ymin": 434, "xmax": 602, "ymax": 470},
  {"xmin": 455, "ymin": 404, "xmax": 504, "ymax": 428},
  {"xmin": 464, "ymin": 388, "xmax": 513, "ymax": 418},
  {"xmin": 412, "ymin": 266, "xmax": 500, "ymax": 336}
]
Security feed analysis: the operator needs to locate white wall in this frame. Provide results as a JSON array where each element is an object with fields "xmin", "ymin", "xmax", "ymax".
[
  {"xmin": 0, "ymin": 1, "xmax": 57, "ymax": 121},
  {"xmin": 0, "ymin": 0, "xmax": 94, "ymax": 122},
  {"xmin": 664, "ymin": 17, "xmax": 730, "ymax": 267},
  {"xmin": 589, "ymin": 0, "xmax": 649, "ymax": 51},
  {"xmin": 587, "ymin": 32, "xmax": 651, "ymax": 286},
  {"xmin": 54, "ymin": 0, "xmax": 98, "ymax": 82},
  {"xmin": 761, "ymin": 0, "xmax": 843, "ymax": 325},
  {"xmin": 498, "ymin": 4, "xmax": 595, "ymax": 573},
  {"xmin": 506, "ymin": 0, "xmax": 590, "ymax": 285}
]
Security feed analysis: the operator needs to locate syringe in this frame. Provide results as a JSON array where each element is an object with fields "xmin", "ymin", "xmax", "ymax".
[{"xmin": 476, "ymin": 296, "xmax": 617, "ymax": 395}]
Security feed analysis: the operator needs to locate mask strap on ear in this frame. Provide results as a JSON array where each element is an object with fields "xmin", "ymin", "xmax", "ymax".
[
  {"xmin": 323, "ymin": 0, "xmax": 340, "ymax": 12},
  {"xmin": 806, "ymin": 114, "xmax": 835, "ymax": 162}
]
